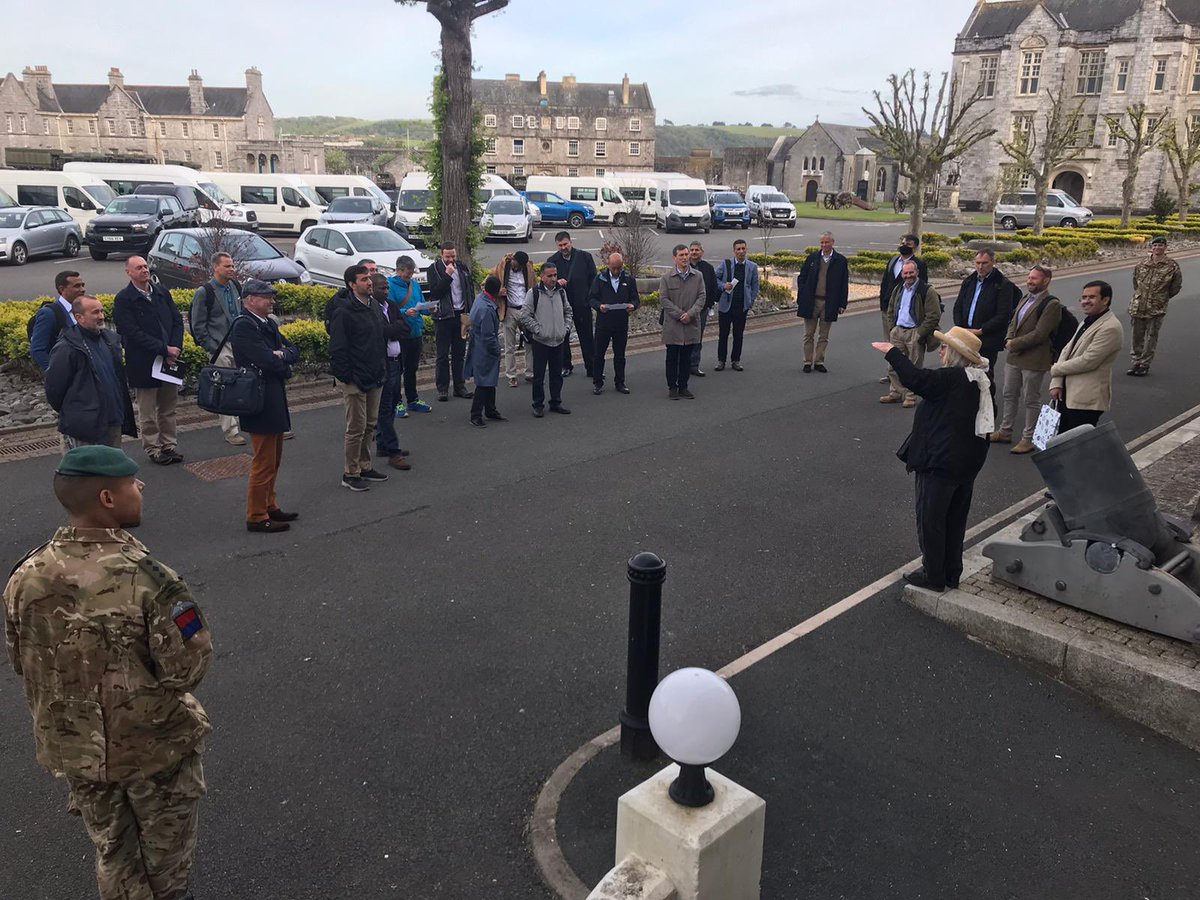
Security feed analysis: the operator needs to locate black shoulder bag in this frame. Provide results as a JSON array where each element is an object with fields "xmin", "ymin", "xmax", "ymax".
[{"xmin": 196, "ymin": 316, "xmax": 264, "ymax": 416}]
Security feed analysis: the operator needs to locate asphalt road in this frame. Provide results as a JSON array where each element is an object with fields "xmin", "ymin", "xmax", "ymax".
[
  {"xmin": 0, "ymin": 218, "xmax": 974, "ymax": 301},
  {"xmin": 1, "ymin": 256, "xmax": 1197, "ymax": 899}
]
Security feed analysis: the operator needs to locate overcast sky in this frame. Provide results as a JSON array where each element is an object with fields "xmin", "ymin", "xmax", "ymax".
[{"xmin": 4, "ymin": 0, "xmax": 970, "ymax": 126}]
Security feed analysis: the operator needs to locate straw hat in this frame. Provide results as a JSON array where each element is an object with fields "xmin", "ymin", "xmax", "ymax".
[{"xmin": 932, "ymin": 326, "xmax": 983, "ymax": 365}]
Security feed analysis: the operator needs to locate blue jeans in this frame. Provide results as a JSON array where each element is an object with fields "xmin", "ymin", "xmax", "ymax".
[{"xmin": 375, "ymin": 356, "xmax": 402, "ymax": 455}]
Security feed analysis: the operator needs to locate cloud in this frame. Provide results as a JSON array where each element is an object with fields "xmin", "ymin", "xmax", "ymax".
[{"xmin": 731, "ymin": 84, "xmax": 801, "ymax": 97}]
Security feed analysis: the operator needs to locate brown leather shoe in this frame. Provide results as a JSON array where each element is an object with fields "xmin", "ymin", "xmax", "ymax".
[
  {"xmin": 388, "ymin": 455, "xmax": 412, "ymax": 470},
  {"xmin": 902, "ymin": 398, "xmax": 917, "ymax": 408},
  {"xmin": 879, "ymin": 395, "xmax": 902, "ymax": 404},
  {"xmin": 989, "ymin": 431, "xmax": 1012, "ymax": 443},
  {"xmin": 1011, "ymin": 439, "xmax": 1036, "ymax": 454}
]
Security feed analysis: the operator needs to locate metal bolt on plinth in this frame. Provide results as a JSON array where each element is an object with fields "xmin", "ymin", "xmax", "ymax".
[{"xmin": 620, "ymin": 551, "xmax": 666, "ymax": 761}]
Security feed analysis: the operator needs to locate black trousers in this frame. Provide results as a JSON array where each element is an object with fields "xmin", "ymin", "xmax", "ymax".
[
  {"xmin": 717, "ymin": 309, "xmax": 748, "ymax": 363},
  {"xmin": 665, "ymin": 345, "xmax": 692, "ymax": 390},
  {"xmin": 399, "ymin": 337, "xmax": 422, "ymax": 403},
  {"xmin": 593, "ymin": 319, "xmax": 629, "ymax": 386},
  {"xmin": 434, "ymin": 318, "xmax": 466, "ymax": 392},
  {"xmin": 470, "ymin": 386, "xmax": 498, "ymax": 419},
  {"xmin": 531, "ymin": 341, "xmax": 565, "ymax": 409},
  {"xmin": 689, "ymin": 305, "xmax": 712, "ymax": 369},
  {"xmin": 1058, "ymin": 406, "xmax": 1102, "ymax": 433},
  {"xmin": 915, "ymin": 472, "xmax": 975, "ymax": 588},
  {"xmin": 563, "ymin": 301, "xmax": 594, "ymax": 376}
]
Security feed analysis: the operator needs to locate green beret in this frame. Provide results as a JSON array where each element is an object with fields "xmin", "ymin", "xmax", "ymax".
[
  {"xmin": 1151, "ymin": 236, "xmax": 1168, "ymax": 245},
  {"xmin": 56, "ymin": 446, "xmax": 140, "ymax": 478}
]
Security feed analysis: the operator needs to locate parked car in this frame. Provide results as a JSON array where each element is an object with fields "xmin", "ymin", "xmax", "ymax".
[
  {"xmin": 709, "ymin": 191, "xmax": 751, "ymax": 229},
  {"xmin": 522, "ymin": 191, "xmax": 595, "ymax": 228},
  {"xmin": 147, "ymin": 229, "xmax": 312, "ymax": 289},
  {"xmin": 995, "ymin": 189, "xmax": 1093, "ymax": 230},
  {"xmin": 294, "ymin": 224, "xmax": 433, "ymax": 287},
  {"xmin": 745, "ymin": 186, "xmax": 797, "ymax": 228},
  {"xmin": 85, "ymin": 195, "xmax": 189, "ymax": 260},
  {"xmin": 479, "ymin": 196, "xmax": 534, "ymax": 241},
  {"xmin": 0, "ymin": 206, "xmax": 82, "ymax": 266},
  {"xmin": 319, "ymin": 196, "xmax": 391, "ymax": 228}
]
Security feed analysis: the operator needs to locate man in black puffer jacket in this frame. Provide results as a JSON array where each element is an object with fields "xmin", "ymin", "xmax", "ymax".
[{"xmin": 328, "ymin": 264, "xmax": 389, "ymax": 492}]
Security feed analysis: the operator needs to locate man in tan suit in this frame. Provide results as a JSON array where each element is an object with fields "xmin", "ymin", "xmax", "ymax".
[
  {"xmin": 991, "ymin": 264, "xmax": 1062, "ymax": 454},
  {"xmin": 1050, "ymin": 280, "xmax": 1124, "ymax": 433}
]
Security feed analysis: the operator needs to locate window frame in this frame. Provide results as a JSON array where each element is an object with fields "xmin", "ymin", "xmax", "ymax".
[
  {"xmin": 1153, "ymin": 58, "xmax": 1168, "ymax": 93},
  {"xmin": 1115, "ymin": 59, "xmax": 1130, "ymax": 94},
  {"xmin": 595, "ymin": 117, "xmax": 607, "ymax": 131},
  {"xmin": 977, "ymin": 55, "xmax": 999, "ymax": 99},
  {"xmin": 629, "ymin": 141, "xmax": 641, "ymax": 157},
  {"xmin": 484, "ymin": 113, "xmax": 497, "ymax": 128},
  {"xmin": 567, "ymin": 139, "xmax": 579, "ymax": 157},
  {"xmin": 1075, "ymin": 50, "xmax": 1105, "ymax": 96},
  {"xmin": 512, "ymin": 138, "xmax": 525, "ymax": 156},
  {"xmin": 567, "ymin": 116, "xmax": 580, "ymax": 130},
  {"xmin": 630, "ymin": 117, "xmax": 642, "ymax": 132},
  {"xmin": 511, "ymin": 114, "xmax": 524, "ymax": 128},
  {"xmin": 1019, "ymin": 50, "xmax": 1042, "ymax": 96},
  {"xmin": 595, "ymin": 140, "xmax": 607, "ymax": 158}
]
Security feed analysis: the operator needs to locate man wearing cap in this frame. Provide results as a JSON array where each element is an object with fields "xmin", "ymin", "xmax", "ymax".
[
  {"xmin": 45, "ymin": 295, "xmax": 137, "ymax": 451},
  {"xmin": 231, "ymin": 280, "xmax": 301, "ymax": 532},
  {"xmin": 1128, "ymin": 236, "xmax": 1182, "ymax": 376},
  {"xmin": 189, "ymin": 252, "xmax": 246, "ymax": 446},
  {"xmin": 4, "ymin": 446, "xmax": 212, "ymax": 900}
]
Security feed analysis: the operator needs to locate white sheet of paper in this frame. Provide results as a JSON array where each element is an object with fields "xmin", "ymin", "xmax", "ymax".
[
  {"xmin": 729, "ymin": 278, "xmax": 739, "ymax": 289},
  {"xmin": 151, "ymin": 355, "xmax": 184, "ymax": 386}
]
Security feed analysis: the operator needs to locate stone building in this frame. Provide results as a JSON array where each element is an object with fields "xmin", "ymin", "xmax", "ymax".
[
  {"xmin": 765, "ymin": 120, "xmax": 908, "ymax": 205},
  {"xmin": 475, "ymin": 72, "xmax": 654, "ymax": 184},
  {"xmin": 952, "ymin": 0, "xmax": 1200, "ymax": 213},
  {"xmin": 655, "ymin": 149, "xmax": 721, "ymax": 183},
  {"xmin": 0, "ymin": 65, "xmax": 324, "ymax": 174},
  {"xmin": 722, "ymin": 146, "xmax": 772, "ymax": 192}
]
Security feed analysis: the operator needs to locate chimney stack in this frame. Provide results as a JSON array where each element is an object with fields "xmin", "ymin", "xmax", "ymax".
[
  {"xmin": 538, "ymin": 70, "xmax": 547, "ymax": 97},
  {"xmin": 245, "ymin": 66, "xmax": 263, "ymax": 94},
  {"xmin": 108, "ymin": 67, "xmax": 125, "ymax": 89},
  {"xmin": 505, "ymin": 73, "xmax": 520, "ymax": 82},
  {"xmin": 622, "ymin": 73, "xmax": 630, "ymax": 106},
  {"xmin": 188, "ymin": 70, "xmax": 206, "ymax": 115},
  {"xmin": 562, "ymin": 75, "xmax": 577, "ymax": 88}
]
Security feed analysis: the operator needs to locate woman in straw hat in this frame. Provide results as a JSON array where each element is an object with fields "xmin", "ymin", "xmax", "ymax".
[{"xmin": 871, "ymin": 326, "xmax": 994, "ymax": 592}]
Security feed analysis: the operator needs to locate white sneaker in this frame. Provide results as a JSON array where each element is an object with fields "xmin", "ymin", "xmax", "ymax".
[{"xmin": 224, "ymin": 434, "xmax": 247, "ymax": 446}]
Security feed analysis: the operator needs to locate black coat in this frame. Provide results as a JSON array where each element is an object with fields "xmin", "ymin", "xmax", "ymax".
[
  {"xmin": 328, "ymin": 295, "xmax": 387, "ymax": 390},
  {"xmin": 953, "ymin": 269, "xmax": 1019, "ymax": 356},
  {"xmin": 425, "ymin": 260, "xmax": 475, "ymax": 321},
  {"xmin": 879, "ymin": 254, "xmax": 928, "ymax": 311},
  {"xmin": 887, "ymin": 347, "xmax": 989, "ymax": 484},
  {"xmin": 44, "ymin": 327, "xmax": 137, "ymax": 441},
  {"xmin": 796, "ymin": 251, "xmax": 850, "ymax": 321},
  {"xmin": 693, "ymin": 258, "xmax": 720, "ymax": 309},
  {"xmin": 230, "ymin": 314, "xmax": 298, "ymax": 434},
  {"xmin": 587, "ymin": 270, "xmax": 641, "ymax": 330},
  {"xmin": 112, "ymin": 282, "xmax": 185, "ymax": 389},
  {"xmin": 546, "ymin": 249, "xmax": 598, "ymax": 309}
]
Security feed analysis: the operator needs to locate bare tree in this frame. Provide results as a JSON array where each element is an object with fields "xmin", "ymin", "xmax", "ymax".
[
  {"xmin": 190, "ymin": 219, "xmax": 258, "ymax": 287},
  {"xmin": 395, "ymin": 0, "xmax": 509, "ymax": 264},
  {"xmin": 864, "ymin": 69, "xmax": 996, "ymax": 235},
  {"xmin": 1103, "ymin": 103, "xmax": 1167, "ymax": 227},
  {"xmin": 1161, "ymin": 116, "xmax": 1200, "ymax": 223},
  {"xmin": 606, "ymin": 213, "xmax": 656, "ymax": 277},
  {"xmin": 1000, "ymin": 89, "xmax": 1087, "ymax": 235}
]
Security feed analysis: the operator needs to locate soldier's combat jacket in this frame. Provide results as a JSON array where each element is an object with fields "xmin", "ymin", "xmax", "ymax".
[
  {"xmin": 4, "ymin": 526, "xmax": 212, "ymax": 784},
  {"xmin": 1130, "ymin": 256, "xmax": 1183, "ymax": 318}
]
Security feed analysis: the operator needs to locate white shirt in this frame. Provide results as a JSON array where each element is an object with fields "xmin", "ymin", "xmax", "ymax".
[
  {"xmin": 897, "ymin": 283, "xmax": 918, "ymax": 328},
  {"xmin": 56, "ymin": 294, "xmax": 78, "ymax": 326},
  {"xmin": 893, "ymin": 256, "xmax": 906, "ymax": 279},
  {"xmin": 448, "ymin": 266, "xmax": 464, "ymax": 311},
  {"xmin": 507, "ymin": 269, "xmax": 527, "ymax": 307}
]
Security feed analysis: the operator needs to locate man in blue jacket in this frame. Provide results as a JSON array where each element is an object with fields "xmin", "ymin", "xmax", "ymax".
[
  {"xmin": 714, "ymin": 240, "xmax": 760, "ymax": 371},
  {"xmin": 29, "ymin": 270, "xmax": 86, "ymax": 370},
  {"xmin": 796, "ymin": 231, "xmax": 850, "ymax": 373}
]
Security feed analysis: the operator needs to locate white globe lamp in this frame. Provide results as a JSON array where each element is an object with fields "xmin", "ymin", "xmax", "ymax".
[{"xmin": 648, "ymin": 667, "xmax": 741, "ymax": 807}]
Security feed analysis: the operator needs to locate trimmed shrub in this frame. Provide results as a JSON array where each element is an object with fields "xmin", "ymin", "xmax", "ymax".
[
  {"xmin": 998, "ymin": 248, "xmax": 1036, "ymax": 264},
  {"xmin": 920, "ymin": 231, "xmax": 951, "ymax": 246},
  {"xmin": 761, "ymin": 281, "xmax": 793, "ymax": 304},
  {"xmin": 279, "ymin": 319, "xmax": 330, "ymax": 368},
  {"xmin": 920, "ymin": 249, "xmax": 953, "ymax": 269},
  {"xmin": 848, "ymin": 258, "xmax": 888, "ymax": 275}
]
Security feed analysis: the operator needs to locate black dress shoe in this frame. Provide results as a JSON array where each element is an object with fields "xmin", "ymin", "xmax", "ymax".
[
  {"xmin": 532, "ymin": 406, "xmax": 545, "ymax": 418},
  {"xmin": 615, "ymin": 384, "xmax": 630, "ymax": 394},
  {"xmin": 731, "ymin": 362, "xmax": 744, "ymax": 371},
  {"xmin": 593, "ymin": 384, "xmax": 604, "ymax": 395},
  {"xmin": 453, "ymin": 387, "xmax": 474, "ymax": 399},
  {"xmin": 437, "ymin": 391, "xmax": 449, "ymax": 402},
  {"xmin": 691, "ymin": 368, "xmax": 706, "ymax": 377},
  {"xmin": 549, "ymin": 405, "xmax": 571, "ymax": 414},
  {"xmin": 715, "ymin": 361, "xmax": 726, "ymax": 371},
  {"xmin": 902, "ymin": 569, "xmax": 946, "ymax": 592},
  {"xmin": 165, "ymin": 448, "xmax": 184, "ymax": 462},
  {"xmin": 814, "ymin": 364, "xmax": 828, "ymax": 373},
  {"xmin": 561, "ymin": 367, "xmax": 573, "ymax": 378},
  {"xmin": 485, "ymin": 410, "xmax": 507, "ymax": 421},
  {"xmin": 267, "ymin": 508, "xmax": 299, "ymax": 522},
  {"xmin": 470, "ymin": 417, "xmax": 487, "ymax": 427},
  {"xmin": 247, "ymin": 519, "xmax": 290, "ymax": 533},
  {"xmin": 803, "ymin": 364, "xmax": 813, "ymax": 373}
]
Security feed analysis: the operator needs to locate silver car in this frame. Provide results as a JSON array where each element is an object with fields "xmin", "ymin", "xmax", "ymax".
[
  {"xmin": 995, "ymin": 189, "xmax": 1093, "ymax": 230},
  {"xmin": 479, "ymin": 196, "xmax": 534, "ymax": 242},
  {"xmin": 319, "ymin": 196, "xmax": 390, "ymax": 228},
  {"xmin": 0, "ymin": 205, "xmax": 83, "ymax": 265}
]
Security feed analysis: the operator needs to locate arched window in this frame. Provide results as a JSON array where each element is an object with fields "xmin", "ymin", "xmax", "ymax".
[
  {"xmin": 819, "ymin": 157, "xmax": 825, "ymax": 172},
  {"xmin": 876, "ymin": 167, "xmax": 887, "ymax": 193},
  {"xmin": 803, "ymin": 156, "xmax": 809, "ymax": 171}
]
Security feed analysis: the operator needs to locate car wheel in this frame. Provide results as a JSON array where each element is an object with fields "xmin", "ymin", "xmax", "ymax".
[
  {"xmin": 614, "ymin": 213, "xmax": 627, "ymax": 227},
  {"xmin": 1000, "ymin": 216, "xmax": 1018, "ymax": 231},
  {"xmin": 10, "ymin": 241, "xmax": 28, "ymax": 265},
  {"xmin": 1059, "ymin": 218, "xmax": 1077, "ymax": 228},
  {"xmin": 786, "ymin": 222, "xmax": 796, "ymax": 229},
  {"xmin": 568, "ymin": 212, "xmax": 585, "ymax": 229},
  {"xmin": 301, "ymin": 219, "xmax": 317, "ymax": 232},
  {"xmin": 89, "ymin": 248, "xmax": 108, "ymax": 261},
  {"xmin": 63, "ymin": 234, "xmax": 81, "ymax": 257},
  {"xmin": 741, "ymin": 222, "xmax": 749, "ymax": 229}
]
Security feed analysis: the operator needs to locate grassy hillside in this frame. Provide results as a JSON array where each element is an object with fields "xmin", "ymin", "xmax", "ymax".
[
  {"xmin": 276, "ymin": 117, "xmax": 436, "ymax": 143},
  {"xmin": 655, "ymin": 125, "xmax": 804, "ymax": 157}
]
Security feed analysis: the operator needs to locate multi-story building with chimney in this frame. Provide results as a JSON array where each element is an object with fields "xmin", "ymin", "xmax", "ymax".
[
  {"xmin": 0, "ymin": 66, "xmax": 324, "ymax": 174},
  {"xmin": 474, "ymin": 72, "xmax": 655, "ymax": 183}
]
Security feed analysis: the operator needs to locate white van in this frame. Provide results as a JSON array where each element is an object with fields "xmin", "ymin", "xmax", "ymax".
[
  {"xmin": 63, "ymin": 162, "xmax": 256, "ymax": 229},
  {"xmin": 201, "ymin": 172, "xmax": 327, "ymax": 234},
  {"xmin": 745, "ymin": 184, "xmax": 797, "ymax": 228},
  {"xmin": 0, "ymin": 170, "xmax": 115, "ymax": 229},
  {"xmin": 609, "ymin": 173, "xmax": 662, "ymax": 221},
  {"xmin": 654, "ymin": 176, "xmax": 712, "ymax": 233},
  {"xmin": 394, "ymin": 173, "xmax": 520, "ymax": 244},
  {"xmin": 308, "ymin": 174, "xmax": 394, "ymax": 224},
  {"xmin": 524, "ymin": 176, "xmax": 634, "ymax": 225}
]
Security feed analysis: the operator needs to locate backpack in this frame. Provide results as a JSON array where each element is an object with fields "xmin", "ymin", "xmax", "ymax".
[
  {"xmin": 188, "ymin": 280, "xmax": 242, "ymax": 341},
  {"xmin": 26, "ymin": 300, "xmax": 69, "ymax": 343},
  {"xmin": 1051, "ymin": 306, "xmax": 1080, "ymax": 358}
]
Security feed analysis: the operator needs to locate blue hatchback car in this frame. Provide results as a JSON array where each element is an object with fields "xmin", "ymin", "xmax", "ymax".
[
  {"xmin": 522, "ymin": 191, "xmax": 595, "ymax": 229},
  {"xmin": 709, "ymin": 191, "xmax": 751, "ymax": 229}
]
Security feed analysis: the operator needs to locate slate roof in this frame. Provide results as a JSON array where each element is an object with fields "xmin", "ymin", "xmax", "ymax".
[
  {"xmin": 963, "ymin": 0, "xmax": 1200, "ymax": 38},
  {"xmin": 473, "ymin": 77, "xmax": 653, "ymax": 111},
  {"xmin": 769, "ymin": 123, "xmax": 887, "ymax": 162},
  {"xmin": 35, "ymin": 83, "xmax": 248, "ymax": 117}
]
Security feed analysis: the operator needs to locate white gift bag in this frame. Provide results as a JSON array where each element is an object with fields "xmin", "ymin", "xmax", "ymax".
[{"xmin": 1032, "ymin": 402, "xmax": 1061, "ymax": 450}]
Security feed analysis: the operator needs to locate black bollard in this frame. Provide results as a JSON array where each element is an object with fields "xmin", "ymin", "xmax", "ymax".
[{"xmin": 620, "ymin": 551, "xmax": 667, "ymax": 760}]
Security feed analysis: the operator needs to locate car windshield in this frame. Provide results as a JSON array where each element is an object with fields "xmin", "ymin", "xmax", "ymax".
[
  {"xmin": 0, "ymin": 210, "xmax": 26, "ymax": 228},
  {"xmin": 714, "ymin": 193, "xmax": 743, "ymax": 204},
  {"xmin": 763, "ymin": 193, "xmax": 790, "ymax": 203},
  {"xmin": 226, "ymin": 234, "xmax": 284, "ymax": 261},
  {"xmin": 297, "ymin": 186, "xmax": 324, "ymax": 206},
  {"xmin": 199, "ymin": 182, "xmax": 234, "ymax": 204},
  {"xmin": 670, "ymin": 189, "xmax": 708, "ymax": 206},
  {"xmin": 487, "ymin": 200, "xmax": 527, "ymax": 216},
  {"xmin": 399, "ymin": 190, "xmax": 433, "ymax": 212},
  {"xmin": 84, "ymin": 184, "xmax": 116, "ymax": 206},
  {"xmin": 104, "ymin": 197, "xmax": 159, "ymax": 215},
  {"xmin": 347, "ymin": 230, "xmax": 414, "ymax": 253},
  {"xmin": 330, "ymin": 197, "xmax": 375, "ymax": 213}
]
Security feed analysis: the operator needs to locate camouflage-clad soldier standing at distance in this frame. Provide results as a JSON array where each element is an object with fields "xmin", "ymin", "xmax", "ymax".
[
  {"xmin": 4, "ymin": 446, "xmax": 212, "ymax": 900},
  {"xmin": 1127, "ymin": 235, "xmax": 1182, "ymax": 377}
]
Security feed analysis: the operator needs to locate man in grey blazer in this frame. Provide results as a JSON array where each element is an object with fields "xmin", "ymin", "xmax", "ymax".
[{"xmin": 713, "ymin": 239, "xmax": 760, "ymax": 371}]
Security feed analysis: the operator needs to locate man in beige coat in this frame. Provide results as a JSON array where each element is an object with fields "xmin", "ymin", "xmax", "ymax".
[
  {"xmin": 1050, "ymin": 279, "xmax": 1124, "ymax": 433},
  {"xmin": 659, "ymin": 244, "xmax": 706, "ymax": 399}
]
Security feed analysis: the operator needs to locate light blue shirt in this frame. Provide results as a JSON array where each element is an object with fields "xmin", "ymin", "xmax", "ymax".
[
  {"xmin": 609, "ymin": 271, "xmax": 623, "ymax": 291},
  {"xmin": 967, "ymin": 278, "xmax": 984, "ymax": 326},
  {"xmin": 897, "ymin": 284, "xmax": 918, "ymax": 328}
]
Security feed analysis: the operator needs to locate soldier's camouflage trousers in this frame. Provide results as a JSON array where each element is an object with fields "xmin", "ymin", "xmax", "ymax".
[
  {"xmin": 68, "ymin": 752, "xmax": 205, "ymax": 900},
  {"xmin": 1130, "ymin": 314, "xmax": 1165, "ymax": 369}
]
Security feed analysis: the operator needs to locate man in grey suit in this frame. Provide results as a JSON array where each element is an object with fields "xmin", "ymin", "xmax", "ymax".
[{"xmin": 189, "ymin": 252, "xmax": 245, "ymax": 445}]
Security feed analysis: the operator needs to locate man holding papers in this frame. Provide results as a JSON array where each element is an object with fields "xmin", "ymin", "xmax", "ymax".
[
  {"xmin": 715, "ymin": 239, "xmax": 762, "ymax": 372},
  {"xmin": 588, "ymin": 251, "xmax": 640, "ymax": 395}
]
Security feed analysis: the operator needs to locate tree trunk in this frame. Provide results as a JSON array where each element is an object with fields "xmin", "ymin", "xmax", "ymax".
[
  {"xmin": 1176, "ymin": 174, "xmax": 1190, "ymax": 224},
  {"xmin": 1033, "ymin": 174, "xmax": 1049, "ymax": 235},
  {"xmin": 907, "ymin": 179, "xmax": 926, "ymax": 236},
  {"xmin": 1120, "ymin": 168, "xmax": 1136, "ymax": 228},
  {"xmin": 436, "ymin": 12, "xmax": 474, "ymax": 266}
]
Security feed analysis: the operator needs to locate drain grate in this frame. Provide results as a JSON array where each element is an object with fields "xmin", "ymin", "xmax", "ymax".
[
  {"xmin": 183, "ymin": 454, "xmax": 253, "ymax": 482},
  {"xmin": 0, "ymin": 436, "xmax": 63, "ymax": 460}
]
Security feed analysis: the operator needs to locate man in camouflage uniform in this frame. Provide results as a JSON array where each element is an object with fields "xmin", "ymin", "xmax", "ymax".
[
  {"xmin": 1128, "ymin": 235, "xmax": 1183, "ymax": 376},
  {"xmin": 4, "ymin": 446, "xmax": 212, "ymax": 900}
]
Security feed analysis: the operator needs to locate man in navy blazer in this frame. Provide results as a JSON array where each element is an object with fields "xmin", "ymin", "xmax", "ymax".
[
  {"xmin": 587, "ymin": 251, "xmax": 641, "ymax": 394},
  {"xmin": 796, "ymin": 231, "xmax": 850, "ymax": 373},
  {"xmin": 713, "ymin": 239, "xmax": 760, "ymax": 371},
  {"xmin": 112, "ymin": 256, "xmax": 185, "ymax": 464}
]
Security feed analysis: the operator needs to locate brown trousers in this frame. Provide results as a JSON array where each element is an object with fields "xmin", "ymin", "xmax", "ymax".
[
  {"xmin": 887, "ymin": 325, "xmax": 925, "ymax": 401},
  {"xmin": 803, "ymin": 298, "xmax": 833, "ymax": 364},
  {"xmin": 247, "ymin": 432, "xmax": 285, "ymax": 523},
  {"xmin": 338, "ymin": 380, "xmax": 382, "ymax": 476},
  {"xmin": 134, "ymin": 384, "xmax": 178, "ymax": 455}
]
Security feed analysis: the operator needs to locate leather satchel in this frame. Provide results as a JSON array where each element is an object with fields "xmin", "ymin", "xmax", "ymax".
[{"xmin": 195, "ymin": 316, "xmax": 264, "ymax": 416}]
